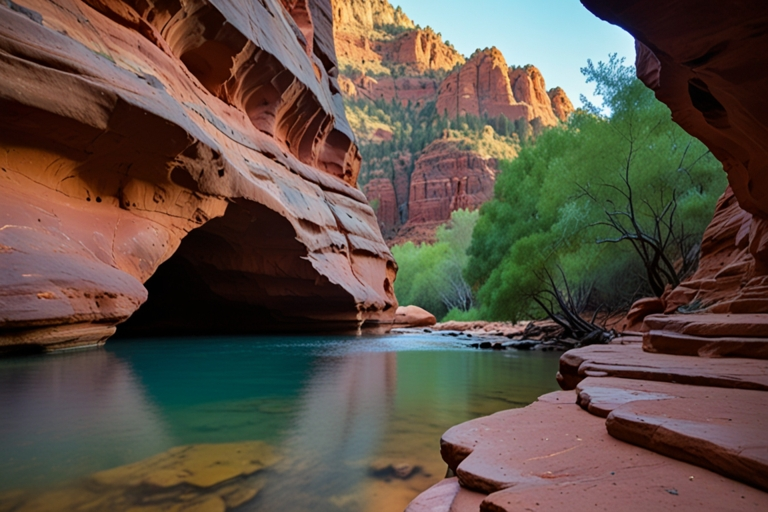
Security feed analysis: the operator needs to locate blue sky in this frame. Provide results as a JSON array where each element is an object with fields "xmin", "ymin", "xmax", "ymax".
[{"xmin": 392, "ymin": 0, "xmax": 635, "ymax": 108}]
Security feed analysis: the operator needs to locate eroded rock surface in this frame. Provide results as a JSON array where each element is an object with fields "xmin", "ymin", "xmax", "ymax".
[
  {"xmin": 0, "ymin": 0, "xmax": 397, "ymax": 349},
  {"xmin": 557, "ymin": 344, "xmax": 768, "ymax": 391},
  {"xmin": 405, "ymin": 139, "xmax": 497, "ymax": 227}
]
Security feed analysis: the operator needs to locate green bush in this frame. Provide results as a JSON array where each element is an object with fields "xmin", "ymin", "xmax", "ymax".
[
  {"xmin": 392, "ymin": 209, "xmax": 479, "ymax": 319},
  {"xmin": 465, "ymin": 55, "xmax": 727, "ymax": 322}
]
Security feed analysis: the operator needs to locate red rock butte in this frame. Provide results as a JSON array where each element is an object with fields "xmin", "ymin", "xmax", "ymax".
[
  {"xmin": 0, "ymin": 0, "xmax": 399, "ymax": 353},
  {"xmin": 436, "ymin": 48, "xmax": 567, "ymax": 127}
]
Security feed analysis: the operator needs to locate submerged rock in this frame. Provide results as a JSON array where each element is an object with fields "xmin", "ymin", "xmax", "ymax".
[{"xmin": 0, "ymin": 441, "xmax": 280, "ymax": 511}]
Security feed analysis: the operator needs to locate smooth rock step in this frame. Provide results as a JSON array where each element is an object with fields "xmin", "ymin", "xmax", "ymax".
[
  {"xmin": 576, "ymin": 377, "xmax": 768, "ymax": 490},
  {"xmin": 643, "ymin": 314, "xmax": 768, "ymax": 338},
  {"xmin": 412, "ymin": 391, "xmax": 768, "ymax": 511},
  {"xmin": 557, "ymin": 344, "xmax": 768, "ymax": 390},
  {"xmin": 643, "ymin": 330, "xmax": 768, "ymax": 358},
  {"xmin": 404, "ymin": 478, "xmax": 485, "ymax": 512},
  {"xmin": 605, "ymin": 390, "xmax": 768, "ymax": 491}
]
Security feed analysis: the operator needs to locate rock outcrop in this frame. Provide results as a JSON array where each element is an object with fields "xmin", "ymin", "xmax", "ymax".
[
  {"xmin": 332, "ymin": 0, "xmax": 414, "ymax": 34},
  {"xmin": 339, "ymin": 74, "xmax": 439, "ymax": 106},
  {"xmin": 333, "ymin": 0, "xmax": 463, "ymax": 78},
  {"xmin": 405, "ymin": 139, "xmax": 497, "ymax": 226},
  {"xmin": 548, "ymin": 86, "xmax": 575, "ymax": 122},
  {"xmin": 0, "ymin": 0, "xmax": 397, "ymax": 352},
  {"xmin": 436, "ymin": 49, "xmax": 565, "ymax": 128}
]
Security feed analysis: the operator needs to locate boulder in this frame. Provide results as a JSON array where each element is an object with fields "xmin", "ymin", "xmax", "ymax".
[{"xmin": 394, "ymin": 305, "xmax": 436, "ymax": 327}]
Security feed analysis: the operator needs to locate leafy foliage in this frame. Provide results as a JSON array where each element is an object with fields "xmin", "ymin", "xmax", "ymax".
[
  {"xmin": 392, "ymin": 209, "xmax": 479, "ymax": 320},
  {"xmin": 345, "ymin": 97, "xmax": 531, "ymax": 187},
  {"xmin": 465, "ymin": 55, "xmax": 727, "ymax": 322}
]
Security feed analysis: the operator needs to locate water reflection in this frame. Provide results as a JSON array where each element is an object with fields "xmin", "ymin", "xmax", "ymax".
[
  {"xmin": 0, "ymin": 349, "xmax": 171, "ymax": 491},
  {"xmin": 0, "ymin": 336, "xmax": 561, "ymax": 511},
  {"xmin": 256, "ymin": 352, "xmax": 397, "ymax": 511}
]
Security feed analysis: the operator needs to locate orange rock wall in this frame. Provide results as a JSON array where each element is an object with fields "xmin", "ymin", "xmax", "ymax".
[
  {"xmin": 339, "ymin": 74, "xmax": 438, "ymax": 106},
  {"xmin": 436, "ymin": 49, "xmax": 568, "ymax": 127},
  {"xmin": 0, "ymin": 0, "xmax": 397, "ymax": 350},
  {"xmin": 406, "ymin": 140, "xmax": 497, "ymax": 226}
]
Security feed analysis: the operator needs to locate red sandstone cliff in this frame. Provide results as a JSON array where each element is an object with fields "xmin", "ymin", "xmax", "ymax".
[
  {"xmin": 548, "ymin": 86, "xmax": 575, "ymax": 122},
  {"xmin": 436, "ymin": 49, "xmax": 567, "ymax": 127},
  {"xmin": 0, "ymin": 0, "xmax": 397, "ymax": 352},
  {"xmin": 334, "ymin": 2, "xmax": 573, "ymax": 246},
  {"xmin": 332, "ymin": 0, "xmax": 463, "ymax": 83}
]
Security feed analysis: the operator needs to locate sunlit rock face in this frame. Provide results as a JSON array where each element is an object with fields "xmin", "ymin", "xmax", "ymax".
[
  {"xmin": 0, "ymin": 0, "xmax": 397, "ymax": 350},
  {"xmin": 436, "ymin": 48, "xmax": 570, "ymax": 127},
  {"xmin": 581, "ymin": 0, "xmax": 768, "ymax": 318}
]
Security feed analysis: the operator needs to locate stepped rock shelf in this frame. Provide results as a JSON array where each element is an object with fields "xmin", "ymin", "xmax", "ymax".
[
  {"xmin": 407, "ymin": 0, "xmax": 768, "ymax": 510},
  {"xmin": 0, "ymin": 0, "xmax": 398, "ymax": 352}
]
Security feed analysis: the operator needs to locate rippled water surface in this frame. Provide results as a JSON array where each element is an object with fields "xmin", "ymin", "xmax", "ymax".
[{"xmin": 0, "ymin": 334, "xmax": 561, "ymax": 511}]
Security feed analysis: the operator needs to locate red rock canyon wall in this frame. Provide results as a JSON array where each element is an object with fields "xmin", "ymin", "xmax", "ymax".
[{"xmin": 0, "ymin": 0, "xmax": 397, "ymax": 352}]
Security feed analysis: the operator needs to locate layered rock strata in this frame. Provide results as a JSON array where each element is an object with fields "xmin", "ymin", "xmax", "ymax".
[
  {"xmin": 405, "ymin": 140, "xmax": 497, "ymax": 226},
  {"xmin": 0, "ymin": 0, "xmax": 397, "ymax": 352},
  {"xmin": 332, "ymin": 0, "xmax": 463, "ymax": 78}
]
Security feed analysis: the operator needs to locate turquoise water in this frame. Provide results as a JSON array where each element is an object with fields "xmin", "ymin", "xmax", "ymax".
[{"xmin": 0, "ymin": 334, "xmax": 561, "ymax": 511}]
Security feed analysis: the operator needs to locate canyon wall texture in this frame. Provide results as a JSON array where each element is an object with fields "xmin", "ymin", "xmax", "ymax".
[
  {"xmin": 0, "ymin": 0, "xmax": 397, "ymax": 352},
  {"xmin": 581, "ymin": 0, "xmax": 768, "ymax": 320}
]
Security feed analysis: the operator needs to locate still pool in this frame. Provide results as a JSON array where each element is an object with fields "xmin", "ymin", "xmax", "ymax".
[{"xmin": 0, "ymin": 334, "xmax": 561, "ymax": 512}]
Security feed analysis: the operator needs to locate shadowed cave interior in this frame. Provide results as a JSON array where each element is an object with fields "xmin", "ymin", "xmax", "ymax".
[{"xmin": 117, "ymin": 200, "xmax": 358, "ymax": 337}]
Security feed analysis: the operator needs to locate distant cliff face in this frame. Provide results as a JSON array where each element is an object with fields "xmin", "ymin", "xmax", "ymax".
[
  {"xmin": 332, "ymin": 0, "xmax": 573, "ymax": 245},
  {"xmin": 436, "ymin": 49, "xmax": 570, "ymax": 127},
  {"xmin": 332, "ymin": 0, "xmax": 414, "ymax": 33},
  {"xmin": 0, "ymin": 0, "xmax": 397, "ymax": 352},
  {"xmin": 333, "ymin": 0, "xmax": 463, "ymax": 85}
]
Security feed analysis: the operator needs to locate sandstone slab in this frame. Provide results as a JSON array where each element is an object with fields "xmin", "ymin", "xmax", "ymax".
[
  {"xmin": 557, "ymin": 344, "xmax": 768, "ymax": 390},
  {"xmin": 643, "ymin": 314, "xmax": 768, "ymax": 338},
  {"xmin": 643, "ymin": 330, "xmax": 768, "ymax": 359},
  {"xmin": 606, "ymin": 391, "xmax": 768, "ymax": 491},
  {"xmin": 413, "ymin": 391, "xmax": 768, "ymax": 511}
]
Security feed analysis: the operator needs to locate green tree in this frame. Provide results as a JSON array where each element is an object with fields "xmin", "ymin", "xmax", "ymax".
[
  {"xmin": 392, "ymin": 209, "xmax": 479, "ymax": 319},
  {"xmin": 465, "ymin": 55, "xmax": 726, "ymax": 322}
]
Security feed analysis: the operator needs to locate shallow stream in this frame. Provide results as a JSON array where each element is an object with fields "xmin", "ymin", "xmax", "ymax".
[{"xmin": 0, "ymin": 334, "xmax": 560, "ymax": 511}]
